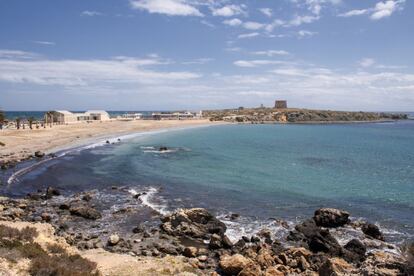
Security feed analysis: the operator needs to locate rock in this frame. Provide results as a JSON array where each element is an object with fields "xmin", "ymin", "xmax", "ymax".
[
  {"xmin": 59, "ymin": 203, "xmax": 70, "ymax": 210},
  {"xmin": 34, "ymin": 151, "xmax": 45, "ymax": 158},
  {"xmin": 160, "ymin": 208, "xmax": 226, "ymax": 239},
  {"xmin": 219, "ymin": 254, "xmax": 252, "ymax": 275},
  {"xmin": 183, "ymin": 246, "xmax": 198, "ymax": 258},
  {"xmin": 362, "ymin": 223, "xmax": 384, "ymax": 241},
  {"xmin": 293, "ymin": 219, "xmax": 342, "ymax": 256},
  {"xmin": 222, "ymin": 235, "xmax": 233, "ymax": 249},
  {"xmin": 82, "ymin": 194, "xmax": 92, "ymax": 201},
  {"xmin": 313, "ymin": 208, "xmax": 350, "ymax": 228},
  {"xmin": 360, "ymin": 251, "xmax": 406, "ymax": 276},
  {"xmin": 45, "ymin": 187, "xmax": 60, "ymax": 199},
  {"xmin": 108, "ymin": 234, "xmax": 120, "ymax": 246},
  {"xmin": 41, "ymin": 212, "xmax": 51, "ymax": 222},
  {"xmin": 343, "ymin": 239, "xmax": 366, "ymax": 263},
  {"xmin": 264, "ymin": 266, "xmax": 285, "ymax": 276},
  {"xmin": 209, "ymin": 233, "xmax": 222, "ymax": 249},
  {"xmin": 230, "ymin": 213, "xmax": 240, "ymax": 220},
  {"xmin": 251, "ymin": 235, "xmax": 261, "ymax": 243},
  {"xmin": 198, "ymin": 255, "xmax": 208, "ymax": 262},
  {"xmin": 132, "ymin": 224, "xmax": 145, "ymax": 234},
  {"xmin": 256, "ymin": 248, "xmax": 275, "ymax": 269},
  {"xmin": 69, "ymin": 205, "xmax": 102, "ymax": 220},
  {"xmin": 238, "ymin": 263, "xmax": 262, "ymax": 276},
  {"xmin": 159, "ymin": 146, "xmax": 168, "ymax": 151},
  {"xmin": 319, "ymin": 258, "xmax": 356, "ymax": 276}
]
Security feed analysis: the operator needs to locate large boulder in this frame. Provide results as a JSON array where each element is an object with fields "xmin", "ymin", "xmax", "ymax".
[
  {"xmin": 161, "ymin": 208, "xmax": 226, "ymax": 239},
  {"xmin": 313, "ymin": 208, "xmax": 350, "ymax": 228},
  {"xmin": 361, "ymin": 223, "xmax": 384, "ymax": 241},
  {"xmin": 219, "ymin": 254, "xmax": 252, "ymax": 275},
  {"xmin": 69, "ymin": 205, "xmax": 102, "ymax": 220},
  {"xmin": 343, "ymin": 239, "xmax": 366, "ymax": 264},
  {"xmin": 292, "ymin": 219, "xmax": 343, "ymax": 256}
]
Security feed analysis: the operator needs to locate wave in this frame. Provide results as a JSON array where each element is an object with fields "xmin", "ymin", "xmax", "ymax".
[{"xmin": 128, "ymin": 187, "xmax": 169, "ymax": 216}]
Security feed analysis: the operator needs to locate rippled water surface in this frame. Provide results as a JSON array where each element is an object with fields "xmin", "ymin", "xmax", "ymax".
[{"xmin": 4, "ymin": 121, "xmax": 414, "ymax": 243}]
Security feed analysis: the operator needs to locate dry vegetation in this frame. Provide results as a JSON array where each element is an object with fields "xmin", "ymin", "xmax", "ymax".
[{"xmin": 0, "ymin": 224, "xmax": 99, "ymax": 276}]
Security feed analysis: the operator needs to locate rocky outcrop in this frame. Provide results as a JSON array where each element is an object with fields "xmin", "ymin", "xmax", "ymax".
[
  {"xmin": 313, "ymin": 208, "xmax": 350, "ymax": 228},
  {"xmin": 160, "ymin": 208, "xmax": 226, "ymax": 239},
  {"xmin": 362, "ymin": 223, "xmax": 385, "ymax": 241},
  {"xmin": 319, "ymin": 257, "xmax": 356, "ymax": 276}
]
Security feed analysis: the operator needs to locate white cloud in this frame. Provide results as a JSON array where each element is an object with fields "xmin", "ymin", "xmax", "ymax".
[
  {"xmin": 130, "ymin": 0, "xmax": 203, "ymax": 16},
  {"xmin": 0, "ymin": 50, "xmax": 200, "ymax": 87},
  {"xmin": 237, "ymin": 32, "xmax": 260, "ymax": 39},
  {"xmin": 211, "ymin": 4, "xmax": 245, "ymax": 17},
  {"xmin": 81, "ymin": 10, "xmax": 103, "ymax": 17},
  {"xmin": 338, "ymin": 9, "xmax": 368, "ymax": 17},
  {"xmin": 259, "ymin": 8, "xmax": 272, "ymax": 17},
  {"xmin": 265, "ymin": 19, "xmax": 285, "ymax": 32},
  {"xmin": 297, "ymin": 30, "xmax": 318, "ymax": 38},
  {"xmin": 338, "ymin": 0, "xmax": 405, "ymax": 20},
  {"xmin": 251, "ymin": 50, "xmax": 290, "ymax": 57},
  {"xmin": 0, "ymin": 50, "xmax": 39, "ymax": 59},
  {"xmin": 223, "ymin": 18, "xmax": 242, "ymax": 26},
  {"xmin": 234, "ymin": 60, "xmax": 287, "ymax": 68},
  {"xmin": 243, "ymin": 21, "xmax": 265, "ymax": 30},
  {"xmin": 359, "ymin": 58, "xmax": 376, "ymax": 68},
  {"xmin": 33, "ymin": 41, "xmax": 55, "ymax": 46},
  {"xmin": 371, "ymin": 0, "xmax": 405, "ymax": 20},
  {"xmin": 288, "ymin": 15, "xmax": 320, "ymax": 26}
]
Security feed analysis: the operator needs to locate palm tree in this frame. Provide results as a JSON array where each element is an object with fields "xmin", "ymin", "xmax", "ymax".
[
  {"xmin": 16, "ymin": 118, "xmax": 21, "ymax": 130},
  {"xmin": 28, "ymin": 117, "xmax": 34, "ymax": 129},
  {"xmin": 0, "ymin": 110, "xmax": 4, "ymax": 130}
]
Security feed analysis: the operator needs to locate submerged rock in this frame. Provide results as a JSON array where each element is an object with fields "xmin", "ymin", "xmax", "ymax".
[
  {"xmin": 45, "ymin": 187, "xmax": 61, "ymax": 199},
  {"xmin": 161, "ymin": 208, "xmax": 226, "ymax": 239},
  {"xmin": 313, "ymin": 208, "xmax": 350, "ymax": 228}
]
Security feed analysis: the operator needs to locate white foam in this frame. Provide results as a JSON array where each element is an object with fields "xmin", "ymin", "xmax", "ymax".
[{"xmin": 129, "ymin": 187, "xmax": 170, "ymax": 216}]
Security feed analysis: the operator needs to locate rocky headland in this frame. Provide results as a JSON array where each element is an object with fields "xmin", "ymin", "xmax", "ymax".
[
  {"xmin": 0, "ymin": 187, "xmax": 413, "ymax": 276},
  {"xmin": 204, "ymin": 107, "xmax": 408, "ymax": 124}
]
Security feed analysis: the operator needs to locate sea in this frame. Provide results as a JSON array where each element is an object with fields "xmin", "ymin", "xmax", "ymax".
[{"xmin": 1, "ymin": 114, "xmax": 414, "ymax": 246}]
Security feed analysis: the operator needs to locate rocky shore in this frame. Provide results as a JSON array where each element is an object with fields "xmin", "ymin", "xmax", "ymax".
[
  {"xmin": 204, "ymin": 108, "xmax": 408, "ymax": 124},
  {"xmin": 0, "ymin": 187, "xmax": 413, "ymax": 275}
]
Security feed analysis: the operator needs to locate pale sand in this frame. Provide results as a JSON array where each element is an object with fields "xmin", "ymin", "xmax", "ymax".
[{"xmin": 0, "ymin": 119, "xmax": 218, "ymax": 163}]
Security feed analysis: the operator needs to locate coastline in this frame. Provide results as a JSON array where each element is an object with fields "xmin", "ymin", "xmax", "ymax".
[{"xmin": 0, "ymin": 119, "xmax": 222, "ymax": 165}]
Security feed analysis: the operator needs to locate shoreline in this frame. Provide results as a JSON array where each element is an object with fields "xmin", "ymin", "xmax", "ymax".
[{"xmin": 0, "ymin": 119, "xmax": 222, "ymax": 165}]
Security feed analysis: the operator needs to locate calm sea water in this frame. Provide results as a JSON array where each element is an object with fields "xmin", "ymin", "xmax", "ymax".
[{"xmin": 2, "ymin": 121, "xmax": 414, "ymax": 243}]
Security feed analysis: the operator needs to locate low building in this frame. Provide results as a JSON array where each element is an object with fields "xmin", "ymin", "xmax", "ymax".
[
  {"xmin": 44, "ymin": 110, "xmax": 110, "ymax": 124},
  {"xmin": 152, "ymin": 111, "xmax": 196, "ymax": 120},
  {"xmin": 275, "ymin": 100, "xmax": 287, "ymax": 109}
]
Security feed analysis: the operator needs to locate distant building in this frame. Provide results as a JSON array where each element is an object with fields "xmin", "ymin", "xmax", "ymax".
[
  {"xmin": 152, "ymin": 111, "xmax": 196, "ymax": 120},
  {"xmin": 45, "ymin": 110, "xmax": 110, "ymax": 124},
  {"xmin": 275, "ymin": 100, "xmax": 287, "ymax": 109}
]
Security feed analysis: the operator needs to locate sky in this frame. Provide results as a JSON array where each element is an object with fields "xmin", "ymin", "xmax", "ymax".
[{"xmin": 0, "ymin": 0, "xmax": 413, "ymax": 111}]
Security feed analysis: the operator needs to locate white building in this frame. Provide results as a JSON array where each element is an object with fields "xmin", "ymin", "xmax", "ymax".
[{"xmin": 45, "ymin": 110, "xmax": 110, "ymax": 124}]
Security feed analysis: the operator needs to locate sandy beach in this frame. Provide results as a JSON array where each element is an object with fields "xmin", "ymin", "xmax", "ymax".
[{"xmin": 0, "ymin": 119, "xmax": 217, "ymax": 164}]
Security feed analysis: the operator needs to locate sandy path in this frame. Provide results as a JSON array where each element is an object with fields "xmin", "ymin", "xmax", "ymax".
[{"xmin": 0, "ymin": 119, "xmax": 217, "ymax": 163}]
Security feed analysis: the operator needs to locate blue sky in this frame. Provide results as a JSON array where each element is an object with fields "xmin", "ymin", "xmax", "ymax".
[{"xmin": 0, "ymin": 0, "xmax": 413, "ymax": 111}]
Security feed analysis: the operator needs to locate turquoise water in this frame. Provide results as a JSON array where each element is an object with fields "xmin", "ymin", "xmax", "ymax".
[{"xmin": 4, "ymin": 121, "xmax": 414, "ymax": 242}]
